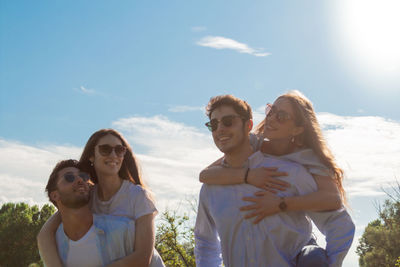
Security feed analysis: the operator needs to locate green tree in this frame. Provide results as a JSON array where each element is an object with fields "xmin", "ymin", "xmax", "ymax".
[
  {"xmin": 356, "ymin": 183, "xmax": 400, "ymax": 267},
  {"xmin": 155, "ymin": 210, "xmax": 195, "ymax": 267},
  {"xmin": 0, "ymin": 202, "xmax": 56, "ymax": 266}
]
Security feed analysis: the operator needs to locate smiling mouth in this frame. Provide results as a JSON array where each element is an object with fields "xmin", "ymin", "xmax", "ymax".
[
  {"xmin": 75, "ymin": 186, "xmax": 87, "ymax": 193},
  {"xmin": 105, "ymin": 161, "xmax": 119, "ymax": 166},
  {"xmin": 217, "ymin": 135, "xmax": 232, "ymax": 143}
]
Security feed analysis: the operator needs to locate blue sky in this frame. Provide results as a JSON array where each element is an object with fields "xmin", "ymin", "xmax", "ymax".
[
  {"xmin": 1, "ymin": 1, "xmax": 400, "ymax": 266},
  {"xmin": 2, "ymin": 0, "xmax": 399, "ymax": 146}
]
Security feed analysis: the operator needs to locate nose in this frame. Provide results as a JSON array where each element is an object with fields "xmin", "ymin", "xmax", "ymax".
[
  {"xmin": 109, "ymin": 148, "xmax": 118, "ymax": 157},
  {"xmin": 75, "ymin": 175, "xmax": 85, "ymax": 184}
]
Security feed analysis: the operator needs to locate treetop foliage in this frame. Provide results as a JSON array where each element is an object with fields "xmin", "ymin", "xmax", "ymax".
[
  {"xmin": 357, "ymin": 183, "xmax": 400, "ymax": 267},
  {"xmin": 0, "ymin": 202, "xmax": 55, "ymax": 266}
]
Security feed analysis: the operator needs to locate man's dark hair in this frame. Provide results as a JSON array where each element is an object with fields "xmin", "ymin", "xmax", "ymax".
[
  {"xmin": 45, "ymin": 159, "xmax": 81, "ymax": 206},
  {"xmin": 206, "ymin": 94, "xmax": 252, "ymax": 121}
]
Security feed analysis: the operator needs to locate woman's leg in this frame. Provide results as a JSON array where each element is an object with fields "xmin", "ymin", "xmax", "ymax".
[{"xmin": 296, "ymin": 238, "xmax": 329, "ymax": 267}]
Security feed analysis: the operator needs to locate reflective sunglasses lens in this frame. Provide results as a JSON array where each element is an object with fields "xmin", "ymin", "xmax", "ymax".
[
  {"xmin": 64, "ymin": 173, "xmax": 75, "ymax": 183},
  {"xmin": 205, "ymin": 122, "xmax": 213, "ymax": 132},
  {"xmin": 98, "ymin": 144, "xmax": 112, "ymax": 156},
  {"xmin": 114, "ymin": 145, "xmax": 126, "ymax": 157},
  {"xmin": 79, "ymin": 172, "xmax": 90, "ymax": 182},
  {"xmin": 210, "ymin": 119, "xmax": 219, "ymax": 132}
]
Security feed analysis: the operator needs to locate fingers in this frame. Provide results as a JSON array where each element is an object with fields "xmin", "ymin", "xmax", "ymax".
[
  {"xmin": 269, "ymin": 171, "xmax": 289, "ymax": 178},
  {"xmin": 254, "ymin": 191, "xmax": 268, "ymax": 196},
  {"xmin": 239, "ymin": 204, "xmax": 258, "ymax": 211},
  {"xmin": 267, "ymin": 178, "xmax": 290, "ymax": 187},
  {"xmin": 265, "ymin": 183, "xmax": 286, "ymax": 191},
  {"xmin": 262, "ymin": 187, "xmax": 277, "ymax": 194},
  {"xmin": 242, "ymin": 197, "xmax": 258, "ymax": 203},
  {"xmin": 244, "ymin": 211, "xmax": 259, "ymax": 219},
  {"xmin": 253, "ymin": 214, "xmax": 266, "ymax": 224},
  {"xmin": 263, "ymin": 167, "xmax": 278, "ymax": 171}
]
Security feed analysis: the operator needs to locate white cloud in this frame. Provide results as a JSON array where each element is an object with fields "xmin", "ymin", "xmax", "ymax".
[
  {"xmin": 196, "ymin": 36, "xmax": 271, "ymax": 57},
  {"xmin": 317, "ymin": 113, "xmax": 400, "ymax": 197},
  {"xmin": 0, "ymin": 139, "xmax": 81, "ymax": 205},
  {"xmin": 74, "ymin": 86, "xmax": 96, "ymax": 95},
  {"xmin": 168, "ymin": 105, "xmax": 204, "ymax": 113},
  {"xmin": 191, "ymin": 26, "xmax": 207, "ymax": 32}
]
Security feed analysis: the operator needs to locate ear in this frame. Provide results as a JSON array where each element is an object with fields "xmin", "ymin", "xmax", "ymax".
[
  {"xmin": 89, "ymin": 156, "xmax": 94, "ymax": 164},
  {"xmin": 292, "ymin": 126, "xmax": 304, "ymax": 136},
  {"xmin": 50, "ymin": 190, "xmax": 60, "ymax": 203},
  {"xmin": 245, "ymin": 119, "xmax": 253, "ymax": 133},
  {"xmin": 249, "ymin": 119, "xmax": 253, "ymax": 131}
]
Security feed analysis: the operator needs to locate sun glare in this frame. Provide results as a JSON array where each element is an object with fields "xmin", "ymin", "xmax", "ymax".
[{"xmin": 334, "ymin": 0, "xmax": 400, "ymax": 82}]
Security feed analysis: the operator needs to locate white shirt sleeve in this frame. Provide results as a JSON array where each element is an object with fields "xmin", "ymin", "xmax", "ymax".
[
  {"xmin": 292, "ymin": 165, "xmax": 355, "ymax": 266},
  {"xmin": 194, "ymin": 186, "xmax": 223, "ymax": 267},
  {"xmin": 307, "ymin": 209, "xmax": 355, "ymax": 267},
  {"xmin": 131, "ymin": 187, "xmax": 158, "ymax": 220}
]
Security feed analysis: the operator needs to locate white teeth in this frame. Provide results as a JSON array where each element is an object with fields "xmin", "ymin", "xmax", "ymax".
[{"xmin": 219, "ymin": 136, "xmax": 230, "ymax": 141}]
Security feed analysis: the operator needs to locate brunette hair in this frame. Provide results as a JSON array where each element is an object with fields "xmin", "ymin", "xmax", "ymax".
[
  {"xmin": 45, "ymin": 159, "xmax": 81, "ymax": 206},
  {"xmin": 79, "ymin": 129, "xmax": 146, "ymax": 188},
  {"xmin": 206, "ymin": 94, "xmax": 252, "ymax": 121},
  {"xmin": 255, "ymin": 91, "xmax": 346, "ymax": 203}
]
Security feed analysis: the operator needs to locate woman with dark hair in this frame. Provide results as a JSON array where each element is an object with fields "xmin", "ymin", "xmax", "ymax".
[
  {"xmin": 199, "ymin": 91, "xmax": 354, "ymax": 266},
  {"xmin": 38, "ymin": 129, "xmax": 164, "ymax": 267}
]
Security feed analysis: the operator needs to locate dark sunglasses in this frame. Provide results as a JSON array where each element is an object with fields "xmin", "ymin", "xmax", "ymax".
[
  {"xmin": 63, "ymin": 172, "xmax": 90, "ymax": 183},
  {"xmin": 98, "ymin": 144, "xmax": 127, "ymax": 157},
  {"xmin": 205, "ymin": 115, "xmax": 243, "ymax": 132},
  {"xmin": 265, "ymin": 103, "xmax": 293, "ymax": 123}
]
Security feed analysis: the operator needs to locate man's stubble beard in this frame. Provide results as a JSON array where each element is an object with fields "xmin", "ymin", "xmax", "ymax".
[{"xmin": 60, "ymin": 193, "xmax": 90, "ymax": 209}]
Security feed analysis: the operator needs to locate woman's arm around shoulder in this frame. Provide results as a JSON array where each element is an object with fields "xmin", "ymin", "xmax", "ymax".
[
  {"xmin": 240, "ymin": 174, "xmax": 343, "ymax": 223},
  {"xmin": 37, "ymin": 211, "xmax": 63, "ymax": 267},
  {"xmin": 284, "ymin": 174, "xmax": 342, "ymax": 212},
  {"xmin": 199, "ymin": 158, "xmax": 289, "ymax": 191}
]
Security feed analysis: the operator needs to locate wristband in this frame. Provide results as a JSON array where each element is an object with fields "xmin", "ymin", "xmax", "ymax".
[
  {"xmin": 278, "ymin": 197, "xmax": 287, "ymax": 211},
  {"xmin": 244, "ymin": 168, "xmax": 250, "ymax": 184}
]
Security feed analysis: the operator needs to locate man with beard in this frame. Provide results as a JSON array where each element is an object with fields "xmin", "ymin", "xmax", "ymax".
[
  {"xmin": 194, "ymin": 95, "xmax": 354, "ymax": 267},
  {"xmin": 44, "ymin": 159, "xmax": 135, "ymax": 267}
]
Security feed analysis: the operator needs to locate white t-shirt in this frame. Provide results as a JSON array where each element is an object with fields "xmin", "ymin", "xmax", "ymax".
[
  {"xmin": 65, "ymin": 225, "xmax": 102, "ymax": 267},
  {"xmin": 91, "ymin": 180, "xmax": 157, "ymax": 220},
  {"xmin": 91, "ymin": 180, "xmax": 164, "ymax": 267}
]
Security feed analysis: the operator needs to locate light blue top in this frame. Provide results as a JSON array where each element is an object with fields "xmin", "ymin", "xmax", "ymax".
[
  {"xmin": 56, "ymin": 214, "xmax": 135, "ymax": 266},
  {"xmin": 194, "ymin": 151, "xmax": 355, "ymax": 267}
]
